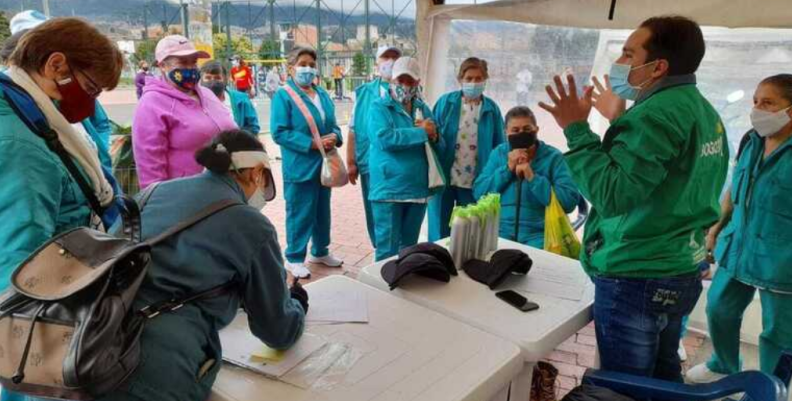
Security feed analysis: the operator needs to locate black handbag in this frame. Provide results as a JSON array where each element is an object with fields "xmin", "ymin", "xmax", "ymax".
[{"xmin": 0, "ymin": 184, "xmax": 242, "ymax": 400}]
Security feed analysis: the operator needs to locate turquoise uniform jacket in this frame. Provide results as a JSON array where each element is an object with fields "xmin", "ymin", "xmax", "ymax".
[
  {"xmin": 271, "ymin": 79, "xmax": 343, "ymax": 183},
  {"xmin": 228, "ymin": 88, "xmax": 261, "ymax": 134},
  {"xmin": 433, "ymin": 91, "xmax": 505, "ymax": 179},
  {"xmin": 715, "ymin": 131, "xmax": 792, "ymax": 293},
  {"xmin": 474, "ymin": 141, "xmax": 581, "ymax": 248},
  {"xmin": 0, "ymin": 94, "xmax": 90, "ymax": 291},
  {"xmin": 368, "ymin": 95, "xmax": 443, "ymax": 201},
  {"xmin": 82, "ymin": 101, "xmax": 113, "ymax": 170},
  {"xmin": 352, "ymin": 78, "xmax": 388, "ymax": 175},
  {"xmin": 104, "ymin": 171, "xmax": 305, "ymax": 401}
]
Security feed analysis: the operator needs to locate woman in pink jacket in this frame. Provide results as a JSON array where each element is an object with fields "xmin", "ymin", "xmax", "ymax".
[{"xmin": 133, "ymin": 35, "xmax": 237, "ymax": 188}]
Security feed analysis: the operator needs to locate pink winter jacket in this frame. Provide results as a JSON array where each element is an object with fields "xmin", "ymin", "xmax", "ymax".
[{"xmin": 132, "ymin": 77, "xmax": 238, "ymax": 188}]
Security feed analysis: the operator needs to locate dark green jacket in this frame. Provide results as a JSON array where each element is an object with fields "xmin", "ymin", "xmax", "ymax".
[{"xmin": 563, "ymin": 75, "xmax": 729, "ymax": 278}]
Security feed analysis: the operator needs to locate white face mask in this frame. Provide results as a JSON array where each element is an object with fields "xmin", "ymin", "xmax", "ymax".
[
  {"xmin": 247, "ymin": 188, "xmax": 267, "ymax": 210},
  {"xmin": 751, "ymin": 106, "xmax": 792, "ymax": 138},
  {"xmin": 378, "ymin": 60, "xmax": 395, "ymax": 80}
]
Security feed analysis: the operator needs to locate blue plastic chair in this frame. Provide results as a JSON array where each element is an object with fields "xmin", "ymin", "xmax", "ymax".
[
  {"xmin": 580, "ymin": 351, "xmax": 792, "ymax": 401},
  {"xmin": 571, "ymin": 197, "xmax": 589, "ymax": 231}
]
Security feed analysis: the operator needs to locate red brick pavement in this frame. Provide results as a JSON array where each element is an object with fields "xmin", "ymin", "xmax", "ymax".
[{"xmin": 261, "ymin": 135, "xmax": 710, "ymax": 401}]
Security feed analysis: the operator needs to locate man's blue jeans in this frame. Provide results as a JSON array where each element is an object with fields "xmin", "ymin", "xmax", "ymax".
[{"xmin": 592, "ymin": 274, "xmax": 703, "ymax": 382}]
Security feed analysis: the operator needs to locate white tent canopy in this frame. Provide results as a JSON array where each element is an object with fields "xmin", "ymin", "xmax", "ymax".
[{"xmin": 416, "ymin": 0, "xmax": 792, "ymax": 103}]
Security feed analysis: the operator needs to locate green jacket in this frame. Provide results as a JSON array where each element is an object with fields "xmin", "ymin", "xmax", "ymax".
[
  {"xmin": 563, "ymin": 75, "xmax": 728, "ymax": 278},
  {"xmin": 715, "ymin": 131, "xmax": 792, "ymax": 292}
]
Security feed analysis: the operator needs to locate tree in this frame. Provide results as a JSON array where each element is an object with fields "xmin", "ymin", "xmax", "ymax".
[
  {"xmin": 0, "ymin": 12, "xmax": 10, "ymax": 44},
  {"xmin": 213, "ymin": 34, "xmax": 254, "ymax": 61},
  {"xmin": 352, "ymin": 51, "xmax": 369, "ymax": 77},
  {"xmin": 258, "ymin": 39, "xmax": 280, "ymax": 60},
  {"xmin": 132, "ymin": 38, "xmax": 158, "ymax": 66}
]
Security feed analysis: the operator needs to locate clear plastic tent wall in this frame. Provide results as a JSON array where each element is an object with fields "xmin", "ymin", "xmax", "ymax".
[
  {"xmin": 415, "ymin": 0, "xmax": 792, "ymax": 342},
  {"xmin": 417, "ymin": 0, "xmax": 792, "ymax": 154}
]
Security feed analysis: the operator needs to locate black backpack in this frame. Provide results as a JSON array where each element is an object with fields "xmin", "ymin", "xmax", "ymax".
[{"xmin": 0, "ymin": 185, "xmax": 241, "ymax": 400}]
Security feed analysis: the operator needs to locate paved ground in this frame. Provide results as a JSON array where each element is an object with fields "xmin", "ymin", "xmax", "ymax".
[{"xmin": 102, "ymin": 89, "xmax": 762, "ymax": 401}]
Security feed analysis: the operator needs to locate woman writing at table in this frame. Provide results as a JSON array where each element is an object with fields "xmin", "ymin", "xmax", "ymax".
[{"xmin": 99, "ymin": 130, "xmax": 307, "ymax": 401}]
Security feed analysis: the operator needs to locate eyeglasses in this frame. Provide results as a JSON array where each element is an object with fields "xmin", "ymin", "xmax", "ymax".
[{"xmin": 74, "ymin": 69, "xmax": 102, "ymax": 98}]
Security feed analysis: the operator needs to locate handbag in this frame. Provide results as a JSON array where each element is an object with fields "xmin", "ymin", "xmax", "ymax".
[
  {"xmin": 0, "ymin": 184, "xmax": 242, "ymax": 400},
  {"xmin": 283, "ymin": 85, "xmax": 349, "ymax": 187},
  {"xmin": 414, "ymin": 105, "xmax": 447, "ymax": 195}
]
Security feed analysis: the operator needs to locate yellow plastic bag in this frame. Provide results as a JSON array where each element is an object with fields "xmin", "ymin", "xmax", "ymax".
[{"xmin": 544, "ymin": 189, "xmax": 581, "ymax": 259}]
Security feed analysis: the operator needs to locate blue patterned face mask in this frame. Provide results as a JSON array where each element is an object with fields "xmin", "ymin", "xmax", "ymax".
[
  {"xmin": 294, "ymin": 66, "xmax": 317, "ymax": 87},
  {"xmin": 609, "ymin": 60, "xmax": 657, "ymax": 100},
  {"xmin": 168, "ymin": 68, "xmax": 201, "ymax": 91},
  {"xmin": 393, "ymin": 84, "xmax": 419, "ymax": 104}
]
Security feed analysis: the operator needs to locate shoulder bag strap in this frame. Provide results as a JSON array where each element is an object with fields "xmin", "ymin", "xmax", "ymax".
[
  {"xmin": 0, "ymin": 75, "xmax": 104, "ymax": 215},
  {"xmin": 283, "ymin": 84, "xmax": 327, "ymax": 159}
]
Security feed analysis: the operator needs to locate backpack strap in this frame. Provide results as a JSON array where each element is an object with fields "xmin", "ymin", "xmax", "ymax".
[
  {"xmin": 282, "ymin": 84, "xmax": 328, "ymax": 159},
  {"xmin": 138, "ymin": 197, "xmax": 243, "ymax": 318},
  {"xmin": 0, "ymin": 73, "xmax": 105, "ymax": 216},
  {"xmin": 138, "ymin": 281, "xmax": 237, "ymax": 319}
]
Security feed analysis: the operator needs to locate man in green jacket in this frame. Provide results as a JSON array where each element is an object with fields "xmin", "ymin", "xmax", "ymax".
[{"xmin": 539, "ymin": 16, "xmax": 728, "ymax": 382}]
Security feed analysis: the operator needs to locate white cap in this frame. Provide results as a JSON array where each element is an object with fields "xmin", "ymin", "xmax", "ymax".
[
  {"xmin": 391, "ymin": 57, "xmax": 420, "ymax": 81},
  {"xmin": 10, "ymin": 10, "xmax": 48, "ymax": 35},
  {"xmin": 376, "ymin": 45, "xmax": 402, "ymax": 59}
]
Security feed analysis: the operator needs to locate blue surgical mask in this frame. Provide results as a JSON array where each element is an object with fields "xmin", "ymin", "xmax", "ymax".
[
  {"xmin": 462, "ymin": 82, "xmax": 486, "ymax": 99},
  {"xmin": 608, "ymin": 61, "xmax": 657, "ymax": 100},
  {"xmin": 294, "ymin": 66, "xmax": 316, "ymax": 87}
]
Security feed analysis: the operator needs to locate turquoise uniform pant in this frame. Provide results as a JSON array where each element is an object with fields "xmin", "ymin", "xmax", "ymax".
[
  {"xmin": 706, "ymin": 268, "xmax": 792, "ymax": 374},
  {"xmin": 427, "ymin": 186, "xmax": 476, "ymax": 242},
  {"xmin": 360, "ymin": 173, "xmax": 376, "ymax": 248},
  {"xmin": 284, "ymin": 179, "xmax": 331, "ymax": 263},
  {"xmin": 372, "ymin": 201, "xmax": 427, "ymax": 261}
]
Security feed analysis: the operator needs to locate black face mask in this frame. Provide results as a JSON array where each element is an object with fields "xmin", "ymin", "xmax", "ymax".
[
  {"xmin": 202, "ymin": 81, "xmax": 226, "ymax": 98},
  {"xmin": 508, "ymin": 130, "xmax": 538, "ymax": 150}
]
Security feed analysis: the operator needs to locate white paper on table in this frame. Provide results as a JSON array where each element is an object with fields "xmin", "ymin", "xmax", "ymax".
[
  {"xmin": 306, "ymin": 289, "xmax": 369, "ymax": 324},
  {"xmin": 220, "ymin": 313, "xmax": 328, "ymax": 378}
]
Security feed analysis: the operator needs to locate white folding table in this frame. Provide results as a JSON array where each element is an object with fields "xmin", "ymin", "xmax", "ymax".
[
  {"xmin": 210, "ymin": 275, "xmax": 523, "ymax": 401},
  {"xmin": 357, "ymin": 238, "xmax": 595, "ymax": 401}
]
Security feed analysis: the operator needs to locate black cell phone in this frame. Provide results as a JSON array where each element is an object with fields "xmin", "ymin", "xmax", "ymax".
[{"xmin": 496, "ymin": 290, "xmax": 539, "ymax": 312}]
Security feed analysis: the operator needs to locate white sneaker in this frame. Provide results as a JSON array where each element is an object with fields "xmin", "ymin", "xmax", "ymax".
[
  {"xmin": 678, "ymin": 342, "xmax": 688, "ymax": 362},
  {"xmin": 308, "ymin": 254, "xmax": 344, "ymax": 267},
  {"xmin": 285, "ymin": 261, "xmax": 312, "ymax": 279},
  {"xmin": 686, "ymin": 363, "xmax": 727, "ymax": 383}
]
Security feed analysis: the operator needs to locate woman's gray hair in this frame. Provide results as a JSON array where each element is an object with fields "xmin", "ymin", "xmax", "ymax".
[{"xmin": 287, "ymin": 46, "xmax": 317, "ymax": 66}]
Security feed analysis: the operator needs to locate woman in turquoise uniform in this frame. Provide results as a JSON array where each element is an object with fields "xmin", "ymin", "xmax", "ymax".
[
  {"xmin": 473, "ymin": 106, "xmax": 580, "ymax": 248},
  {"xmin": 428, "ymin": 57, "xmax": 505, "ymax": 241},
  {"xmin": 688, "ymin": 74, "xmax": 792, "ymax": 382},
  {"xmin": 271, "ymin": 46, "xmax": 344, "ymax": 278},
  {"xmin": 368, "ymin": 56, "xmax": 442, "ymax": 261}
]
